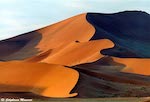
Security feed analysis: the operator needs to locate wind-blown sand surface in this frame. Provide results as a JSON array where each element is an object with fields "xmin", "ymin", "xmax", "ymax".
[
  {"xmin": 0, "ymin": 14, "xmax": 95, "ymax": 61},
  {"xmin": 26, "ymin": 39, "xmax": 114, "ymax": 66},
  {"xmin": 0, "ymin": 62, "xmax": 78, "ymax": 98},
  {"xmin": 71, "ymin": 57, "xmax": 150, "ymax": 97},
  {"xmin": 0, "ymin": 11, "xmax": 150, "ymax": 98},
  {"xmin": 113, "ymin": 57, "xmax": 150, "ymax": 75}
]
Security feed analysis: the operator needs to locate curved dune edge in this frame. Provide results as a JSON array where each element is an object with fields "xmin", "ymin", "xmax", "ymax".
[
  {"xmin": 0, "ymin": 62, "xmax": 79, "ymax": 98},
  {"xmin": 26, "ymin": 39, "xmax": 114, "ymax": 66},
  {"xmin": 112, "ymin": 57, "xmax": 150, "ymax": 75},
  {"xmin": 0, "ymin": 13, "xmax": 95, "ymax": 61},
  {"xmin": 36, "ymin": 13, "xmax": 96, "ymax": 52}
]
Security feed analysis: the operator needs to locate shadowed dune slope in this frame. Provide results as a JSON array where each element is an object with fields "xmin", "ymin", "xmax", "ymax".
[
  {"xmin": 86, "ymin": 11, "xmax": 150, "ymax": 76},
  {"xmin": 71, "ymin": 57, "xmax": 150, "ymax": 98},
  {"xmin": 0, "ymin": 32, "xmax": 42, "ymax": 60},
  {"xmin": 0, "ymin": 62, "xmax": 79, "ymax": 98},
  {"xmin": 87, "ymin": 11, "xmax": 150, "ymax": 58},
  {"xmin": 0, "ymin": 13, "xmax": 95, "ymax": 61}
]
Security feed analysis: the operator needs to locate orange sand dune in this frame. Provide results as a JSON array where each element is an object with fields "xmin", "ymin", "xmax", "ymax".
[
  {"xmin": 36, "ymin": 13, "xmax": 95, "ymax": 51},
  {"xmin": 113, "ymin": 57, "xmax": 150, "ymax": 75},
  {"xmin": 26, "ymin": 39, "xmax": 114, "ymax": 66},
  {"xmin": 0, "ymin": 62, "xmax": 79, "ymax": 98},
  {"xmin": 0, "ymin": 13, "xmax": 111, "ymax": 98},
  {"xmin": 0, "ymin": 13, "xmax": 95, "ymax": 61},
  {"xmin": 0, "ymin": 12, "xmax": 150, "ymax": 98}
]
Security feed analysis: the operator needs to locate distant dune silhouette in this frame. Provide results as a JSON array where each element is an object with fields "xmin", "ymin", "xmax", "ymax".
[{"xmin": 0, "ymin": 11, "xmax": 149, "ymax": 98}]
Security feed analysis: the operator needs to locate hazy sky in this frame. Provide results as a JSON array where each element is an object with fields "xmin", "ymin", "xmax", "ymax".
[{"xmin": 0, "ymin": 0, "xmax": 150, "ymax": 40}]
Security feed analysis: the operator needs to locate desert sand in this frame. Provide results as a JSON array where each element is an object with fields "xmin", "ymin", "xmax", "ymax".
[
  {"xmin": 27, "ymin": 39, "xmax": 114, "ymax": 66},
  {"xmin": 0, "ymin": 62, "xmax": 78, "ymax": 98},
  {"xmin": 0, "ymin": 13, "xmax": 96, "ymax": 98},
  {"xmin": 0, "ymin": 13, "xmax": 95, "ymax": 61},
  {"xmin": 0, "ymin": 11, "xmax": 149, "ymax": 98},
  {"xmin": 113, "ymin": 58, "xmax": 150, "ymax": 75},
  {"xmin": 72, "ymin": 57, "xmax": 150, "ymax": 97}
]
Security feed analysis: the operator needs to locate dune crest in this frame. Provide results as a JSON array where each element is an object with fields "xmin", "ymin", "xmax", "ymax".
[
  {"xmin": 0, "ymin": 13, "xmax": 95, "ymax": 61},
  {"xmin": 112, "ymin": 58, "xmax": 150, "ymax": 75},
  {"xmin": 36, "ymin": 13, "xmax": 96, "ymax": 53}
]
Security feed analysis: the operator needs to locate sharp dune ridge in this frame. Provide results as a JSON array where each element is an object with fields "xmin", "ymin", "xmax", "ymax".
[{"xmin": 0, "ymin": 11, "xmax": 150, "ymax": 98}]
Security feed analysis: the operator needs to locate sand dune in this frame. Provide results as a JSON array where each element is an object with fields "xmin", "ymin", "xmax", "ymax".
[
  {"xmin": 112, "ymin": 57, "xmax": 150, "ymax": 75},
  {"xmin": 0, "ymin": 13, "xmax": 96, "ymax": 98},
  {"xmin": 36, "ymin": 14, "xmax": 95, "ymax": 51},
  {"xmin": 26, "ymin": 39, "xmax": 114, "ymax": 66},
  {"xmin": 87, "ymin": 11, "xmax": 150, "ymax": 58},
  {"xmin": 0, "ymin": 14, "xmax": 95, "ymax": 61},
  {"xmin": 72, "ymin": 57, "xmax": 150, "ymax": 98},
  {"xmin": 0, "ymin": 11, "xmax": 149, "ymax": 98},
  {"xmin": 86, "ymin": 11, "xmax": 150, "ymax": 76},
  {"xmin": 0, "ymin": 62, "xmax": 79, "ymax": 98}
]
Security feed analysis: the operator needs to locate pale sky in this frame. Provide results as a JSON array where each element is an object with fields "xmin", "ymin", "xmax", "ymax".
[{"xmin": 0, "ymin": 0, "xmax": 150, "ymax": 40}]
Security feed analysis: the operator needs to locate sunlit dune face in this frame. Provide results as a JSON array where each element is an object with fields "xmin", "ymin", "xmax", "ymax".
[
  {"xmin": 113, "ymin": 58, "xmax": 150, "ymax": 75},
  {"xmin": 26, "ymin": 39, "xmax": 114, "ymax": 66},
  {"xmin": 0, "ymin": 62, "xmax": 79, "ymax": 98},
  {"xmin": 35, "ymin": 13, "xmax": 95, "ymax": 52},
  {"xmin": 0, "ymin": 13, "xmax": 95, "ymax": 61}
]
